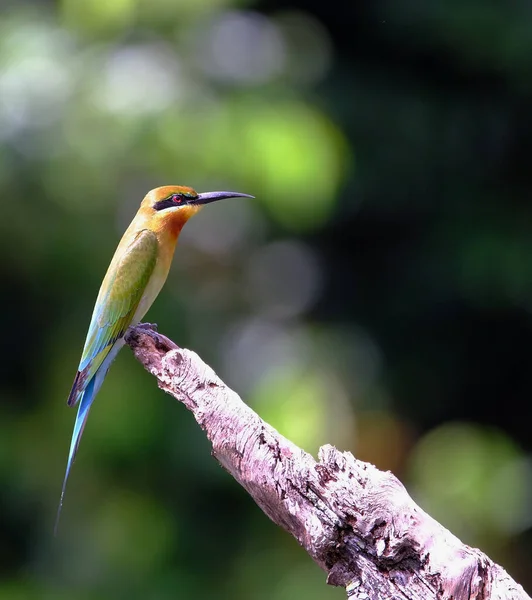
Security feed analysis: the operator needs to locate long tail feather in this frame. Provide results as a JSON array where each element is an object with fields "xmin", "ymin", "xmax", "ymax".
[{"xmin": 55, "ymin": 376, "xmax": 97, "ymax": 535}]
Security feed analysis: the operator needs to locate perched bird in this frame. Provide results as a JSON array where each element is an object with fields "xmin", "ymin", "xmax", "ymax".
[{"xmin": 56, "ymin": 185, "xmax": 253, "ymax": 531}]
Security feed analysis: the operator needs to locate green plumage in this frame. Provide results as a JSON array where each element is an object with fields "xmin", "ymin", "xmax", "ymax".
[
  {"xmin": 57, "ymin": 186, "xmax": 253, "ymax": 533},
  {"xmin": 69, "ymin": 229, "xmax": 158, "ymax": 405}
]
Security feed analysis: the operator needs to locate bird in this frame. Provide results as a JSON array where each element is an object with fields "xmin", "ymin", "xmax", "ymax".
[{"xmin": 56, "ymin": 185, "xmax": 253, "ymax": 532}]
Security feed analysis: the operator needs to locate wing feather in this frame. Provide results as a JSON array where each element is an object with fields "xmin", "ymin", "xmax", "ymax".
[{"xmin": 67, "ymin": 229, "xmax": 158, "ymax": 406}]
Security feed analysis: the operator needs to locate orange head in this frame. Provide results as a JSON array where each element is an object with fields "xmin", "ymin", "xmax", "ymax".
[{"xmin": 140, "ymin": 185, "xmax": 254, "ymax": 238}]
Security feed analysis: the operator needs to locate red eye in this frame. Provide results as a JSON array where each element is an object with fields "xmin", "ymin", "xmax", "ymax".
[{"xmin": 172, "ymin": 194, "xmax": 184, "ymax": 204}]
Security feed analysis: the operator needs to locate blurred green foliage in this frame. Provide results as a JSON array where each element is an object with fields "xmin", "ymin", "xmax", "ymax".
[{"xmin": 0, "ymin": 0, "xmax": 531, "ymax": 597}]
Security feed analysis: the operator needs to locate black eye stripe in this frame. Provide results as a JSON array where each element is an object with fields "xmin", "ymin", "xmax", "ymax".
[
  {"xmin": 153, "ymin": 191, "xmax": 200, "ymax": 211},
  {"xmin": 154, "ymin": 198, "xmax": 176, "ymax": 211},
  {"xmin": 154, "ymin": 194, "xmax": 185, "ymax": 211}
]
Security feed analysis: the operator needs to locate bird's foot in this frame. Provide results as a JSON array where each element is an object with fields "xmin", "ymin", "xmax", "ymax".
[{"xmin": 125, "ymin": 323, "xmax": 179, "ymax": 353}]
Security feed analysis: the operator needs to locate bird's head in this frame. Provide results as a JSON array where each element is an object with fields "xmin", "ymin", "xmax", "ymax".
[{"xmin": 141, "ymin": 185, "xmax": 254, "ymax": 236}]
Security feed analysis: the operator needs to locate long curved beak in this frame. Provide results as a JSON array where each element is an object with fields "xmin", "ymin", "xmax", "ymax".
[{"xmin": 191, "ymin": 191, "xmax": 255, "ymax": 205}]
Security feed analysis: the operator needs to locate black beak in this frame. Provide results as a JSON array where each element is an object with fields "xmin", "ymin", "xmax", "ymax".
[{"xmin": 191, "ymin": 191, "xmax": 255, "ymax": 205}]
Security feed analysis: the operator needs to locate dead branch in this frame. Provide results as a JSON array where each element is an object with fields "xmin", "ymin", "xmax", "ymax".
[{"xmin": 124, "ymin": 324, "xmax": 529, "ymax": 600}]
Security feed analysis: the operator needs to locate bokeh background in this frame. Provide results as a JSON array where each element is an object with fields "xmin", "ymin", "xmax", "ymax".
[{"xmin": 1, "ymin": 0, "xmax": 531, "ymax": 598}]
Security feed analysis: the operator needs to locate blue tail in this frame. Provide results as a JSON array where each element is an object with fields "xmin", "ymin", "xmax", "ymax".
[{"xmin": 54, "ymin": 376, "xmax": 97, "ymax": 535}]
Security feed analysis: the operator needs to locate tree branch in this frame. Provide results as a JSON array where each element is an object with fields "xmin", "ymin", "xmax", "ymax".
[{"xmin": 124, "ymin": 324, "xmax": 529, "ymax": 600}]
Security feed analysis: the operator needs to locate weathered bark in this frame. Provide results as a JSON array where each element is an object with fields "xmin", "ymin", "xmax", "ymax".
[{"xmin": 124, "ymin": 324, "xmax": 530, "ymax": 600}]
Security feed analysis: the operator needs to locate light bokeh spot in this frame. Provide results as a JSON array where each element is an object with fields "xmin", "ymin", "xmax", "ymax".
[
  {"xmin": 244, "ymin": 240, "xmax": 323, "ymax": 319},
  {"xmin": 408, "ymin": 421, "xmax": 531, "ymax": 541}
]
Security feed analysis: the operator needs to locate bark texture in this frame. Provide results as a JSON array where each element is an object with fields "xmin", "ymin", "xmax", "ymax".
[{"xmin": 124, "ymin": 324, "xmax": 530, "ymax": 600}]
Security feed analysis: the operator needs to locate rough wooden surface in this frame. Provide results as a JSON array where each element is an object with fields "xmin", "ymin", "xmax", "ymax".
[{"xmin": 124, "ymin": 324, "xmax": 530, "ymax": 600}]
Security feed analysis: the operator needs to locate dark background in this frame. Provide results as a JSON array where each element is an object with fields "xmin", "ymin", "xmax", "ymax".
[{"xmin": 0, "ymin": 0, "xmax": 531, "ymax": 597}]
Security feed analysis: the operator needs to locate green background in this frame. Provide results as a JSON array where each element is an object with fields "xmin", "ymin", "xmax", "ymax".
[{"xmin": 0, "ymin": 0, "xmax": 531, "ymax": 597}]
